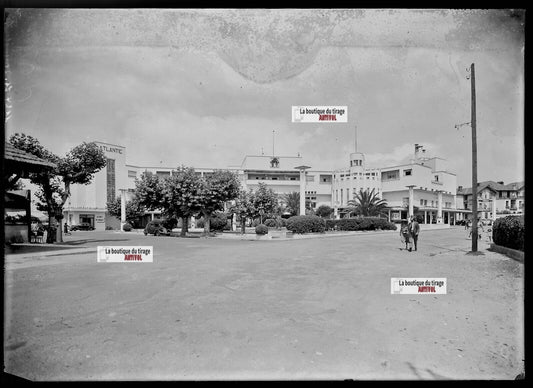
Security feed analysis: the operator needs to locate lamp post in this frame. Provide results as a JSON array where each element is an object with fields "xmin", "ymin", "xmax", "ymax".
[
  {"xmin": 294, "ymin": 165, "xmax": 311, "ymax": 216},
  {"xmin": 120, "ymin": 188, "xmax": 127, "ymax": 232}
]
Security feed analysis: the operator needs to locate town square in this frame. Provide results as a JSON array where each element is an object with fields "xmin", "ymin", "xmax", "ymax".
[{"xmin": 4, "ymin": 8, "xmax": 524, "ymax": 381}]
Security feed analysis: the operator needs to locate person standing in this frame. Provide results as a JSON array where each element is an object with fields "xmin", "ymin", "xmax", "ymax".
[
  {"xmin": 409, "ymin": 216, "xmax": 420, "ymax": 251},
  {"xmin": 400, "ymin": 220, "xmax": 412, "ymax": 251}
]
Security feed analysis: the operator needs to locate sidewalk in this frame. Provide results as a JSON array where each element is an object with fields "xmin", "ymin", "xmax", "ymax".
[{"xmin": 5, "ymin": 243, "xmax": 96, "ymax": 259}]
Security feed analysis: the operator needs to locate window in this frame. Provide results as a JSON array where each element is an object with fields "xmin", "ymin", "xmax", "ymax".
[
  {"xmin": 382, "ymin": 170, "xmax": 399, "ymax": 181},
  {"xmin": 434, "ymin": 175, "xmax": 439, "ymax": 182},
  {"xmin": 128, "ymin": 170, "xmax": 137, "ymax": 178},
  {"xmin": 306, "ymin": 175, "xmax": 315, "ymax": 182},
  {"xmin": 420, "ymin": 199, "xmax": 424, "ymax": 206},
  {"xmin": 404, "ymin": 169, "xmax": 412, "ymax": 176},
  {"xmin": 156, "ymin": 171, "xmax": 170, "ymax": 177}
]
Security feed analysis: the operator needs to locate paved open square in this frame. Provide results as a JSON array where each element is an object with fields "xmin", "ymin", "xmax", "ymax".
[{"xmin": 4, "ymin": 228, "xmax": 524, "ymax": 380}]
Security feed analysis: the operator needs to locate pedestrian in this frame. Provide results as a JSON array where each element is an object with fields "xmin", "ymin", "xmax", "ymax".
[
  {"xmin": 400, "ymin": 220, "xmax": 412, "ymax": 251},
  {"xmin": 409, "ymin": 216, "xmax": 420, "ymax": 251},
  {"xmin": 477, "ymin": 219, "xmax": 484, "ymax": 240}
]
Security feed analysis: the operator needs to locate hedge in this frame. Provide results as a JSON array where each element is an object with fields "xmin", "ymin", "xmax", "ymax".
[
  {"xmin": 196, "ymin": 213, "xmax": 230, "ymax": 231},
  {"xmin": 264, "ymin": 218, "xmax": 287, "ymax": 228},
  {"xmin": 325, "ymin": 217, "xmax": 397, "ymax": 231},
  {"xmin": 492, "ymin": 215, "xmax": 524, "ymax": 252},
  {"xmin": 286, "ymin": 215, "xmax": 326, "ymax": 234},
  {"xmin": 255, "ymin": 224, "xmax": 269, "ymax": 235}
]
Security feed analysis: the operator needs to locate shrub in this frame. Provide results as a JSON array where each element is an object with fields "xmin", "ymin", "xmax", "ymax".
[
  {"xmin": 105, "ymin": 226, "xmax": 114, "ymax": 230},
  {"xmin": 325, "ymin": 217, "xmax": 396, "ymax": 231},
  {"xmin": 264, "ymin": 218, "xmax": 286, "ymax": 228},
  {"xmin": 122, "ymin": 223, "xmax": 133, "ymax": 232},
  {"xmin": 264, "ymin": 218, "xmax": 277, "ymax": 227},
  {"xmin": 162, "ymin": 218, "xmax": 178, "ymax": 230},
  {"xmin": 210, "ymin": 212, "xmax": 230, "ymax": 231},
  {"xmin": 195, "ymin": 218, "xmax": 205, "ymax": 228},
  {"xmin": 286, "ymin": 215, "xmax": 326, "ymax": 234},
  {"xmin": 255, "ymin": 224, "xmax": 269, "ymax": 235},
  {"xmin": 492, "ymin": 215, "xmax": 524, "ymax": 251}
]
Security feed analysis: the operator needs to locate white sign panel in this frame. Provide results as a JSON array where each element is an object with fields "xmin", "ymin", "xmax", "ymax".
[
  {"xmin": 292, "ymin": 106, "xmax": 348, "ymax": 123},
  {"xmin": 97, "ymin": 246, "xmax": 153, "ymax": 263},
  {"xmin": 391, "ymin": 278, "xmax": 447, "ymax": 294}
]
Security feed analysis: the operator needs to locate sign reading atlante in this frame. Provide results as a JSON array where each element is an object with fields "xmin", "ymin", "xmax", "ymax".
[{"xmin": 292, "ymin": 106, "xmax": 348, "ymax": 123}]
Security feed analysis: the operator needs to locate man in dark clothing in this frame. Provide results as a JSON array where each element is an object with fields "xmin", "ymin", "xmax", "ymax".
[{"xmin": 409, "ymin": 216, "xmax": 420, "ymax": 251}]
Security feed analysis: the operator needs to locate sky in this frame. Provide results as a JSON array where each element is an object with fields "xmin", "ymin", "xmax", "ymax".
[{"xmin": 5, "ymin": 9, "xmax": 525, "ymax": 187}]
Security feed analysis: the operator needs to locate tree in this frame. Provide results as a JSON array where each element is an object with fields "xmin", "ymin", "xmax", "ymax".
[
  {"xmin": 315, "ymin": 204, "xmax": 334, "ymax": 219},
  {"xmin": 347, "ymin": 188, "xmax": 388, "ymax": 217},
  {"xmin": 230, "ymin": 189, "xmax": 255, "ymax": 234},
  {"xmin": 282, "ymin": 191, "xmax": 300, "ymax": 216},
  {"xmin": 198, "ymin": 170, "xmax": 241, "ymax": 233},
  {"xmin": 162, "ymin": 166, "xmax": 204, "ymax": 237},
  {"xmin": 9, "ymin": 133, "xmax": 106, "ymax": 243},
  {"xmin": 250, "ymin": 182, "xmax": 278, "ymax": 221},
  {"xmin": 134, "ymin": 171, "xmax": 165, "ymax": 210},
  {"xmin": 106, "ymin": 195, "xmax": 145, "ymax": 227}
]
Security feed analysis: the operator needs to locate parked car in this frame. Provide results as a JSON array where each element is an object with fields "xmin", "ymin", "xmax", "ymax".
[
  {"xmin": 144, "ymin": 220, "xmax": 170, "ymax": 236},
  {"xmin": 71, "ymin": 222, "xmax": 95, "ymax": 231}
]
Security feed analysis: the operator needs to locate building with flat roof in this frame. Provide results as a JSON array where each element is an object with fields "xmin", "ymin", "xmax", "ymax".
[{"xmin": 61, "ymin": 140, "xmax": 472, "ymax": 230}]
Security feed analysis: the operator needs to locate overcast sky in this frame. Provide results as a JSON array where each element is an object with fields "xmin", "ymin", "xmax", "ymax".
[{"xmin": 5, "ymin": 9, "xmax": 524, "ymax": 187}]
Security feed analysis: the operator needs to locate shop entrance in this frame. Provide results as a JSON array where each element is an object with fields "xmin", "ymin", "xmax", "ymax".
[{"xmin": 79, "ymin": 214, "xmax": 95, "ymax": 227}]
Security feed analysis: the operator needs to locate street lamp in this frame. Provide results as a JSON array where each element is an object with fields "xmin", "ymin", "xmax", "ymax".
[{"xmin": 294, "ymin": 165, "xmax": 311, "ymax": 216}]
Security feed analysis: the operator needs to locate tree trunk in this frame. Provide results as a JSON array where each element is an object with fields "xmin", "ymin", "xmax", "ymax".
[
  {"xmin": 203, "ymin": 212, "xmax": 211, "ymax": 234},
  {"xmin": 46, "ymin": 214, "xmax": 55, "ymax": 243},
  {"xmin": 180, "ymin": 216, "xmax": 188, "ymax": 237},
  {"xmin": 241, "ymin": 215, "xmax": 246, "ymax": 234}
]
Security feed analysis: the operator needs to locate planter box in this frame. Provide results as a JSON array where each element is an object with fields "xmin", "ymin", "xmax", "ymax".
[{"xmin": 269, "ymin": 230, "xmax": 285, "ymax": 239}]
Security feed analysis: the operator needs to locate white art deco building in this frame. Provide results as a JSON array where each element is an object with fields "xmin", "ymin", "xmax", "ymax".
[{"xmin": 62, "ymin": 141, "xmax": 466, "ymax": 231}]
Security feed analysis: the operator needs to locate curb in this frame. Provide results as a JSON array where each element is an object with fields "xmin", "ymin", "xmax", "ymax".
[
  {"xmin": 6, "ymin": 247, "xmax": 96, "ymax": 259},
  {"xmin": 488, "ymin": 243, "xmax": 524, "ymax": 263}
]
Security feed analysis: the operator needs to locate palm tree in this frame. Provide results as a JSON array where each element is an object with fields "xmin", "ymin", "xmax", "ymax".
[
  {"xmin": 347, "ymin": 188, "xmax": 388, "ymax": 217},
  {"xmin": 282, "ymin": 191, "xmax": 300, "ymax": 216}
]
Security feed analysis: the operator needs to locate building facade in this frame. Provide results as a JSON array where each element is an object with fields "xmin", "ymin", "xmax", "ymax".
[
  {"xmin": 62, "ymin": 141, "xmax": 509, "ymax": 230},
  {"xmin": 456, "ymin": 181, "xmax": 525, "ymax": 221},
  {"xmin": 379, "ymin": 145, "xmax": 462, "ymax": 224}
]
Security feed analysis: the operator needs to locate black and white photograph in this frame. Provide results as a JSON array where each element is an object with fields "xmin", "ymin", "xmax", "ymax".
[{"xmin": 3, "ymin": 8, "xmax": 525, "ymax": 380}]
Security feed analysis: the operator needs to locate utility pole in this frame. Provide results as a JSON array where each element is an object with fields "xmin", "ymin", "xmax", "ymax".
[
  {"xmin": 354, "ymin": 125, "xmax": 357, "ymax": 153},
  {"xmin": 272, "ymin": 130, "xmax": 275, "ymax": 157},
  {"xmin": 469, "ymin": 63, "xmax": 480, "ymax": 254}
]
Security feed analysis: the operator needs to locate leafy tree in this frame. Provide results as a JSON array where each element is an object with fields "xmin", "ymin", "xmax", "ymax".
[
  {"xmin": 106, "ymin": 195, "xmax": 145, "ymax": 227},
  {"xmin": 134, "ymin": 171, "xmax": 165, "ymax": 210},
  {"xmin": 282, "ymin": 191, "xmax": 300, "ymax": 216},
  {"xmin": 347, "ymin": 188, "xmax": 388, "ymax": 217},
  {"xmin": 162, "ymin": 166, "xmax": 204, "ymax": 236},
  {"xmin": 198, "ymin": 170, "xmax": 240, "ymax": 233},
  {"xmin": 230, "ymin": 189, "xmax": 255, "ymax": 234},
  {"xmin": 9, "ymin": 133, "xmax": 106, "ymax": 243},
  {"xmin": 315, "ymin": 204, "xmax": 334, "ymax": 219},
  {"xmin": 250, "ymin": 182, "xmax": 278, "ymax": 220}
]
